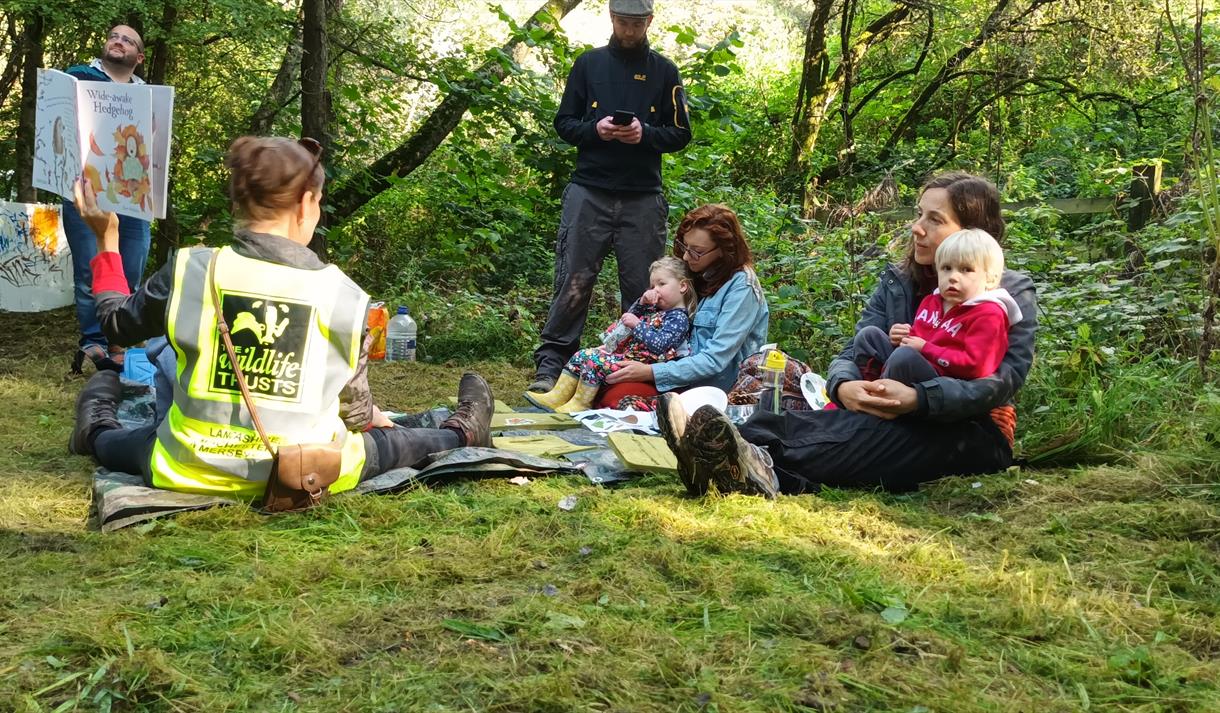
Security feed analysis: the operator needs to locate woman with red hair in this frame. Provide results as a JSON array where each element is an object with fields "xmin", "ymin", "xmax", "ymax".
[{"xmin": 602, "ymin": 203, "xmax": 769, "ymax": 407}]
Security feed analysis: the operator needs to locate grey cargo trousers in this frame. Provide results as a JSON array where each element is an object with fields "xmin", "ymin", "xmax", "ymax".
[{"xmin": 533, "ymin": 183, "xmax": 668, "ymax": 379}]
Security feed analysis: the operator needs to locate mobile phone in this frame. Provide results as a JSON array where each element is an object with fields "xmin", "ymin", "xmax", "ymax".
[{"xmin": 611, "ymin": 109, "xmax": 635, "ymax": 126}]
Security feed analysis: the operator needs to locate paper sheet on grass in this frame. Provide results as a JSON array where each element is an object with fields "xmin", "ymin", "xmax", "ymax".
[
  {"xmin": 569, "ymin": 409, "xmax": 658, "ymax": 435},
  {"xmin": 491, "ymin": 412, "xmax": 582, "ymax": 430}
]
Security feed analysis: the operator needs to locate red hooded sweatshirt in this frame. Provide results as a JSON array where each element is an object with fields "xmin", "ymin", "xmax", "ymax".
[{"xmin": 910, "ymin": 288, "xmax": 1023, "ymax": 379}]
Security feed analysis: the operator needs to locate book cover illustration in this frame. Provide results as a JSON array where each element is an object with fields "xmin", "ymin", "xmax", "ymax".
[{"xmin": 33, "ymin": 69, "xmax": 173, "ymax": 220}]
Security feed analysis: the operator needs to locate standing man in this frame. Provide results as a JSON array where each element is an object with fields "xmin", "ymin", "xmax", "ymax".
[
  {"xmin": 64, "ymin": 25, "xmax": 152, "ymax": 374},
  {"xmin": 528, "ymin": 0, "xmax": 691, "ymax": 393}
]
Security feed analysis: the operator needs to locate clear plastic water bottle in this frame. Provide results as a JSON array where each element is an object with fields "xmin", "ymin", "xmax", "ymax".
[
  {"xmin": 386, "ymin": 306, "xmax": 417, "ymax": 362},
  {"xmin": 759, "ymin": 349, "xmax": 787, "ymax": 414}
]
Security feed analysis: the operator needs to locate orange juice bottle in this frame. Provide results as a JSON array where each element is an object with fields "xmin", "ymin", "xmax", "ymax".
[{"xmin": 367, "ymin": 302, "xmax": 388, "ymax": 360}]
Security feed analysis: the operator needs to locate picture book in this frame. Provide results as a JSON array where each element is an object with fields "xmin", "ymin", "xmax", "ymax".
[{"xmin": 33, "ymin": 68, "xmax": 174, "ymax": 220}]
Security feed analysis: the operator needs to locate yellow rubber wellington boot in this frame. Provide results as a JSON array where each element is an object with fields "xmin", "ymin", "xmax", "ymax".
[
  {"xmin": 523, "ymin": 372, "xmax": 579, "ymax": 412},
  {"xmin": 556, "ymin": 381, "xmax": 599, "ymax": 414}
]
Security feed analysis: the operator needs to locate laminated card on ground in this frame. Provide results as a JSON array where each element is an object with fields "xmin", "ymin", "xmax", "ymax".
[
  {"xmin": 33, "ymin": 68, "xmax": 174, "ymax": 220},
  {"xmin": 607, "ymin": 433, "xmax": 678, "ymax": 475}
]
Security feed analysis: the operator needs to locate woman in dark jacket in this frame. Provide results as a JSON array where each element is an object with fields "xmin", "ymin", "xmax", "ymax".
[{"xmin": 660, "ymin": 172, "xmax": 1037, "ymax": 497}]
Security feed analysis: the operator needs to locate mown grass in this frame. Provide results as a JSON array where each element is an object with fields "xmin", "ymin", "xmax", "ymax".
[{"xmin": 1, "ymin": 308, "xmax": 1218, "ymax": 712}]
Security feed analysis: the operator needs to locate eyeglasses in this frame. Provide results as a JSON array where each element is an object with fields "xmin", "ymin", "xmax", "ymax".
[
  {"xmin": 107, "ymin": 32, "xmax": 142, "ymax": 51},
  {"xmin": 298, "ymin": 137, "xmax": 324, "ymax": 199},
  {"xmin": 675, "ymin": 239, "xmax": 718, "ymax": 261}
]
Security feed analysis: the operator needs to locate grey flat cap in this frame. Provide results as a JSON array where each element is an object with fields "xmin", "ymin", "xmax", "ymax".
[{"xmin": 609, "ymin": 0, "xmax": 653, "ymax": 17}]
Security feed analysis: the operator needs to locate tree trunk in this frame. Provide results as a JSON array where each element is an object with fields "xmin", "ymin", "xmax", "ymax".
[
  {"xmin": 249, "ymin": 20, "xmax": 303, "ymax": 135},
  {"xmin": 15, "ymin": 11, "xmax": 44, "ymax": 202},
  {"xmin": 301, "ymin": 0, "xmax": 330, "ymax": 257},
  {"xmin": 790, "ymin": 2, "xmax": 911, "ymax": 215},
  {"xmin": 789, "ymin": 1, "xmax": 836, "ymax": 176},
  {"xmin": 301, "ymin": 0, "xmax": 328, "ymax": 147},
  {"xmin": 327, "ymin": 0, "xmax": 582, "ymax": 223},
  {"xmin": 0, "ymin": 15, "xmax": 22, "ymax": 111},
  {"xmin": 148, "ymin": 0, "xmax": 180, "ymax": 265}
]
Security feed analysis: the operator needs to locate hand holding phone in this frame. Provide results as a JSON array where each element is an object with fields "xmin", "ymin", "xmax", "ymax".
[{"xmin": 611, "ymin": 109, "xmax": 636, "ymax": 126}]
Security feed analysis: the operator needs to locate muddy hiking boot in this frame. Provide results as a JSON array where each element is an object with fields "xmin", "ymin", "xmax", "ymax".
[
  {"xmin": 526, "ymin": 373, "xmax": 557, "ymax": 394},
  {"xmin": 69, "ymin": 370, "xmax": 122, "ymax": 456},
  {"xmin": 656, "ymin": 393, "xmax": 704, "ymax": 495},
  {"xmin": 441, "ymin": 372, "xmax": 494, "ymax": 448},
  {"xmin": 685, "ymin": 405, "xmax": 780, "ymax": 500}
]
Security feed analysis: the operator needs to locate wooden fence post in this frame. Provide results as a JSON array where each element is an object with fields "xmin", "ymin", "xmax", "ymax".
[{"xmin": 1126, "ymin": 162, "xmax": 1162, "ymax": 232}]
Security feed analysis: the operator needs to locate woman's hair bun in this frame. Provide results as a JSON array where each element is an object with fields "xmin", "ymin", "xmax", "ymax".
[{"xmin": 225, "ymin": 136, "xmax": 322, "ymax": 223}]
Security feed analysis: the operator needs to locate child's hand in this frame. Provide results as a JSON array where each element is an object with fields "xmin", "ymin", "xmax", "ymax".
[
  {"xmin": 72, "ymin": 175, "xmax": 119, "ymax": 251},
  {"xmin": 621, "ymin": 313, "xmax": 641, "ymax": 329},
  {"xmin": 639, "ymin": 289, "xmax": 659, "ymax": 305},
  {"xmin": 900, "ymin": 336, "xmax": 926, "ymax": 352},
  {"xmin": 889, "ymin": 323, "xmax": 911, "ymax": 346}
]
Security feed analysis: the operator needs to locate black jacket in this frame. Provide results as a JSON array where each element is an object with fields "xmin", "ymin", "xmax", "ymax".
[{"xmin": 554, "ymin": 38, "xmax": 691, "ymax": 193}]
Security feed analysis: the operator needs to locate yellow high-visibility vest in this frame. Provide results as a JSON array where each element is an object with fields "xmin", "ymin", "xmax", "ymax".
[{"xmin": 149, "ymin": 246, "xmax": 368, "ymax": 498}]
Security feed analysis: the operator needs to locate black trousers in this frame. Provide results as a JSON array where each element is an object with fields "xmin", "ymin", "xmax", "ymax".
[
  {"xmin": 738, "ymin": 408, "xmax": 1012, "ymax": 494},
  {"xmin": 92, "ymin": 424, "xmax": 459, "ymax": 486},
  {"xmin": 852, "ymin": 325, "xmax": 940, "ymax": 384},
  {"xmin": 533, "ymin": 182, "xmax": 668, "ymax": 378}
]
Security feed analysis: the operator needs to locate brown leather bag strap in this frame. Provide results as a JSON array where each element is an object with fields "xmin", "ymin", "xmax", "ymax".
[{"xmin": 206, "ymin": 249, "xmax": 276, "ymax": 456}]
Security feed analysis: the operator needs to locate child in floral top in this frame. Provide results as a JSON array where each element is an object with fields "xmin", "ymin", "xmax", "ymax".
[{"xmin": 526, "ymin": 257, "xmax": 697, "ymax": 413}]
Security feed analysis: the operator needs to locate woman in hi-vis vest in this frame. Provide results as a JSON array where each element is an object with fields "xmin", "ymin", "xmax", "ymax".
[{"xmin": 67, "ymin": 136, "xmax": 494, "ymax": 499}]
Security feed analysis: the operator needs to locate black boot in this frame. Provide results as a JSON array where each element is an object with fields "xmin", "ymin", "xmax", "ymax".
[
  {"xmin": 440, "ymin": 372, "xmax": 494, "ymax": 448},
  {"xmin": 71, "ymin": 344, "xmax": 121, "ymax": 375},
  {"xmin": 69, "ymin": 370, "xmax": 122, "ymax": 456},
  {"xmin": 526, "ymin": 373, "xmax": 557, "ymax": 393}
]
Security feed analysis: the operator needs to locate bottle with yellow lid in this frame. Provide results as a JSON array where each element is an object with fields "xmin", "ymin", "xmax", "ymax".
[{"xmin": 760, "ymin": 349, "xmax": 787, "ymax": 414}]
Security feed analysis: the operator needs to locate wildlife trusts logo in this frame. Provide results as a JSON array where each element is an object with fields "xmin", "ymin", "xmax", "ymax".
[{"xmin": 211, "ymin": 292, "xmax": 313, "ymax": 401}]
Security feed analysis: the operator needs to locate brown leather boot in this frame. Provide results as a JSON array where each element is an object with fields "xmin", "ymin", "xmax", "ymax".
[
  {"xmin": 69, "ymin": 370, "xmax": 123, "ymax": 456},
  {"xmin": 440, "ymin": 372, "xmax": 494, "ymax": 448}
]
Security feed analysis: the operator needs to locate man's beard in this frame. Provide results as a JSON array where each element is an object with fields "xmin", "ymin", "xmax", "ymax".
[{"xmin": 104, "ymin": 48, "xmax": 138, "ymax": 69}]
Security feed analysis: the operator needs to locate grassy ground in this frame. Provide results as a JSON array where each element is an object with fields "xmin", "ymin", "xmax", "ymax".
[{"xmin": 1, "ymin": 308, "xmax": 1218, "ymax": 712}]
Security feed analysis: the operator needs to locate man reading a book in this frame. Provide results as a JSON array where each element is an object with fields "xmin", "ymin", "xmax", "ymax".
[{"xmin": 63, "ymin": 24, "xmax": 152, "ymax": 375}]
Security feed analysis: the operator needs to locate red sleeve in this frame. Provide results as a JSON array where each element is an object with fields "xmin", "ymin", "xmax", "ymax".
[
  {"xmin": 921, "ymin": 306, "xmax": 1009, "ymax": 379},
  {"xmin": 90, "ymin": 251, "xmax": 131, "ymax": 295}
]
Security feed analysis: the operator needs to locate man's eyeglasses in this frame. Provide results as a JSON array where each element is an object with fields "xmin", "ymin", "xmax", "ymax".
[
  {"xmin": 298, "ymin": 137, "xmax": 324, "ymax": 199},
  {"xmin": 676, "ymin": 239, "xmax": 718, "ymax": 260},
  {"xmin": 108, "ymin": 32, "xmax": 141, "ymax": 51}
]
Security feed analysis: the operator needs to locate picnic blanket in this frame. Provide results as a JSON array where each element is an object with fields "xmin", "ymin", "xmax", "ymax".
[{"xmin": 91, "ymin": 389, "xmax": 644, "ymax": 531}]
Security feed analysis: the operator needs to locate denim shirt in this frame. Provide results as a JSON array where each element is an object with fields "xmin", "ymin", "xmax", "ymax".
[
  {"xmin": 827, "ymin": 263, "xmax": 1038, "ymax": 421},
  {"xmin": 652, "ymin": 268, "xmax": 769, "ymax": 392}
]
